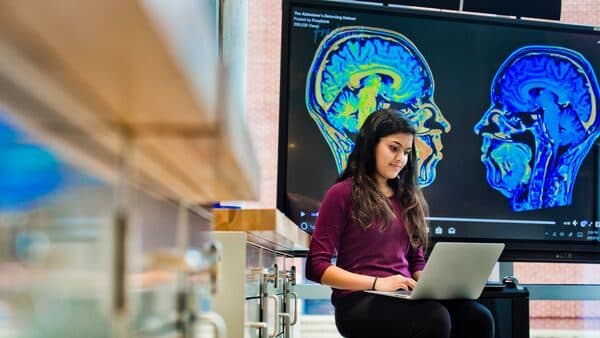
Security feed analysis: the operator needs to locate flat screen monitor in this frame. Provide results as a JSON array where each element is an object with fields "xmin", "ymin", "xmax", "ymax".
[{"xmin": 277, "ymin": 0, "xmax": 600, "ymax": 262}]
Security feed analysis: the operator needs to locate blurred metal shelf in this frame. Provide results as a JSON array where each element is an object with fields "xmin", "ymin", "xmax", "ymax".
[{"xmin": 0, "ymin": 0, "xmax": 259, "ymax": 203}]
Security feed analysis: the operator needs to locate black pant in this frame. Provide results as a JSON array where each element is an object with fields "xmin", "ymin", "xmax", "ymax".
[{"xmin": 333, "ymin": 292, "xmax": 494, "ymax": 338}]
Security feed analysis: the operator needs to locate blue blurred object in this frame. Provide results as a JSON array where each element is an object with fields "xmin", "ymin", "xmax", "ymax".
[
  {"xmin": 303, "ymin": 299, "xmax": 335, "ymax": 315},
  {"xmin": 212, "ymin": 202, "xmax": 242, "ymax": 209},
  {"xmin": 0, "ymin": 115, "xmax": 23, "ymax": 143},
  {"xmin": 0, "ymin": 143, "xmax": 64, "ymax": 210},
  {"xmin": 0, "ymin": 116, "xmax": 64, "ymax": 210}
]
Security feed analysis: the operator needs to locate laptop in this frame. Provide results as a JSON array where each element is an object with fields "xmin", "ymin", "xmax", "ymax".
[{"xmin": 365, "ymin": 242, "xmax": 504, "ymax": 300}]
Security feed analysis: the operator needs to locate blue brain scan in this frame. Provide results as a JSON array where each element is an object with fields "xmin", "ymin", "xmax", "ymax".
[
  {"xmin": 305, "ymin": 26, "xmax": 451, "ymax": 187},
  {"xmin": 474, "ymin": 46, "xmax": 600, "ymax": 211}
]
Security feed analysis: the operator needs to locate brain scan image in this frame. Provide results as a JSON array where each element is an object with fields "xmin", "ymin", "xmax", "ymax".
[
  {"xmin": 474, "ymin": 45, "xmax": 600, "ymax": 211},
  {"xmin": 305, "ymin": 26, "xmax": 451, "ymax": 187}
]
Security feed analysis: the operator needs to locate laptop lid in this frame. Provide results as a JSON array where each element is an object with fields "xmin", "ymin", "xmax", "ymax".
[{"xmin": 409, "ymin": 242, "xmax": 505, "ymax": 300}]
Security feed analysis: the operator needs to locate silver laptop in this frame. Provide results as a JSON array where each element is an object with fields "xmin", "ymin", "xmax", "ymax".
[{"xmin": 366, "ymin": 242, "xmax": 504, "ymax": 300}]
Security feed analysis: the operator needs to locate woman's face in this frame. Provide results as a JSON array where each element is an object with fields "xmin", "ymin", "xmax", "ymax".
[{"xmin": 374, "ymin": 132, "xmax": 414, "ymax": 183}]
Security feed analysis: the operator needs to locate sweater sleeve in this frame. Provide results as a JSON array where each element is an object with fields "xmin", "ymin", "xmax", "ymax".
[
  {"xmin": 305, "ymin": 183, "xmax": 348, "ymax": 284},
  {"xmin": 407, "ymin": 244, "xmax": 426, "ymax": 274}
]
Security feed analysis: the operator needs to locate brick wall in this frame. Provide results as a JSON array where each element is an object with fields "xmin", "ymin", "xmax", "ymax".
[
  {"xmin": 561, "ymin": 0, "xmax": 600, "ymax": 26},
  {"xmin": 245, "ymin": 0, "xmax": 282, "ymax": 209},
  {"xmin": 246, "ymin": 0, "xmax": 600, "ymax": 330}
]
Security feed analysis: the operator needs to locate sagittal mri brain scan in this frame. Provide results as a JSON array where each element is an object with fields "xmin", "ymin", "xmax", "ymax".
[
  {"xmin": 475, "ymin": 45, "xmax": 600, "ymax": 211},
  {"xmin": 305, "ymin": 26, "xmax": 451, "ymax": 187}
]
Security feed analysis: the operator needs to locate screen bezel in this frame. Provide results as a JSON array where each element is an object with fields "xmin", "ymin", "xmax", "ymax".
[{"xmin": 277, "ymin": 0, "xmax": 600, "ymax": 262}]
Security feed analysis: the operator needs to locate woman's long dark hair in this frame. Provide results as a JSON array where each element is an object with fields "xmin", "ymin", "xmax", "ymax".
[{"xmin": 338, "ymin": 108, "xmax": 429, "ymax": 249}]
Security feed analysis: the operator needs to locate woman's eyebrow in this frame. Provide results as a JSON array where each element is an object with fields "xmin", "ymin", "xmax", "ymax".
[{"xmin": 392, "ymin": 141, "xmax": 411, "ymax": 150}]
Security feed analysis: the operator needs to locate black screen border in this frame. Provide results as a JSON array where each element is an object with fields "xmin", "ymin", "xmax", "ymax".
[{"xmin": 277, "ymin": 0, "xmax": 600, "ymax": 262}]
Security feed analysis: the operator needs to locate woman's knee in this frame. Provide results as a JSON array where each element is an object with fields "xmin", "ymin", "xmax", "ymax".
[
  {"xmin": 468, "ymin": 302, "xmax": 495, "ymax": 337},
  {"xmin": 414, "ymin": 301, "xmax": 451, "ymax": 338},
  {"xmin": 446, "ymin": 300, "xmax": 495, "ymax": 338}
]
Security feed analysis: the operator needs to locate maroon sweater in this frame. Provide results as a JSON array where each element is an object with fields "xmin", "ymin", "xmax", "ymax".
[{"xmin": 305, "ymin": 178, "xmax": 426, "ymax": 299}]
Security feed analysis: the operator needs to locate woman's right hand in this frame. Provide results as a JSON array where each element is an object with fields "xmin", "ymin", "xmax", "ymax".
[{"xmin": 374, "ymin": 275, "xmax": 417, "ymax": 291}]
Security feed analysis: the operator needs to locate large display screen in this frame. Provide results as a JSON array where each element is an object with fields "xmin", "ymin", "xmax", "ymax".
[{"xmin": 278, "ymin": 0, "xmax": 600, "ymax": 261}]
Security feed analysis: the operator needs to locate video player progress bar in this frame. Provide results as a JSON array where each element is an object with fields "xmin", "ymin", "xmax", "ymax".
[{"xmin": 426, "ymin": 217, "xmax": 555, "ymax": 225}]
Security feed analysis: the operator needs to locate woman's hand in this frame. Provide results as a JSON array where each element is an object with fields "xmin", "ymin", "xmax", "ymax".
[{"xmin": 374, "ymin": 275, "xmax": 417, "ymax": 291}]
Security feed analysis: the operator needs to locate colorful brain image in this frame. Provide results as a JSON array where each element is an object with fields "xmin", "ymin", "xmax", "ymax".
[
  {"xmin": 305, "ymin": 26, "xmax": 451, "ymax": 187},
  {"xmin": 474, "ymin": 46, "xmax": 600, "ymax": 211}
]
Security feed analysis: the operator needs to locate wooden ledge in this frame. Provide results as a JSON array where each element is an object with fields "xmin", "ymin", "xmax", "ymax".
[{"xmin": 213, "ymin": 209, "xmax": 310, "ymax": 251}]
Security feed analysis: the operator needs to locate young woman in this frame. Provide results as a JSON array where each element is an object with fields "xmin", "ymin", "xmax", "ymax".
[{"xmin": 306, "ymin": 109, "xmax": 494, "ymax": 338}]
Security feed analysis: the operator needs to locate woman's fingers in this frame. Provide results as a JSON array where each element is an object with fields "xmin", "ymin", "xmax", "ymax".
[
  {"xmin": 378, "ymin": 275, "xmax": 418, "ymax": 291},
  {"xmin": 397, "ymin": 276, "xmax": 416, "ymax": 290}
]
